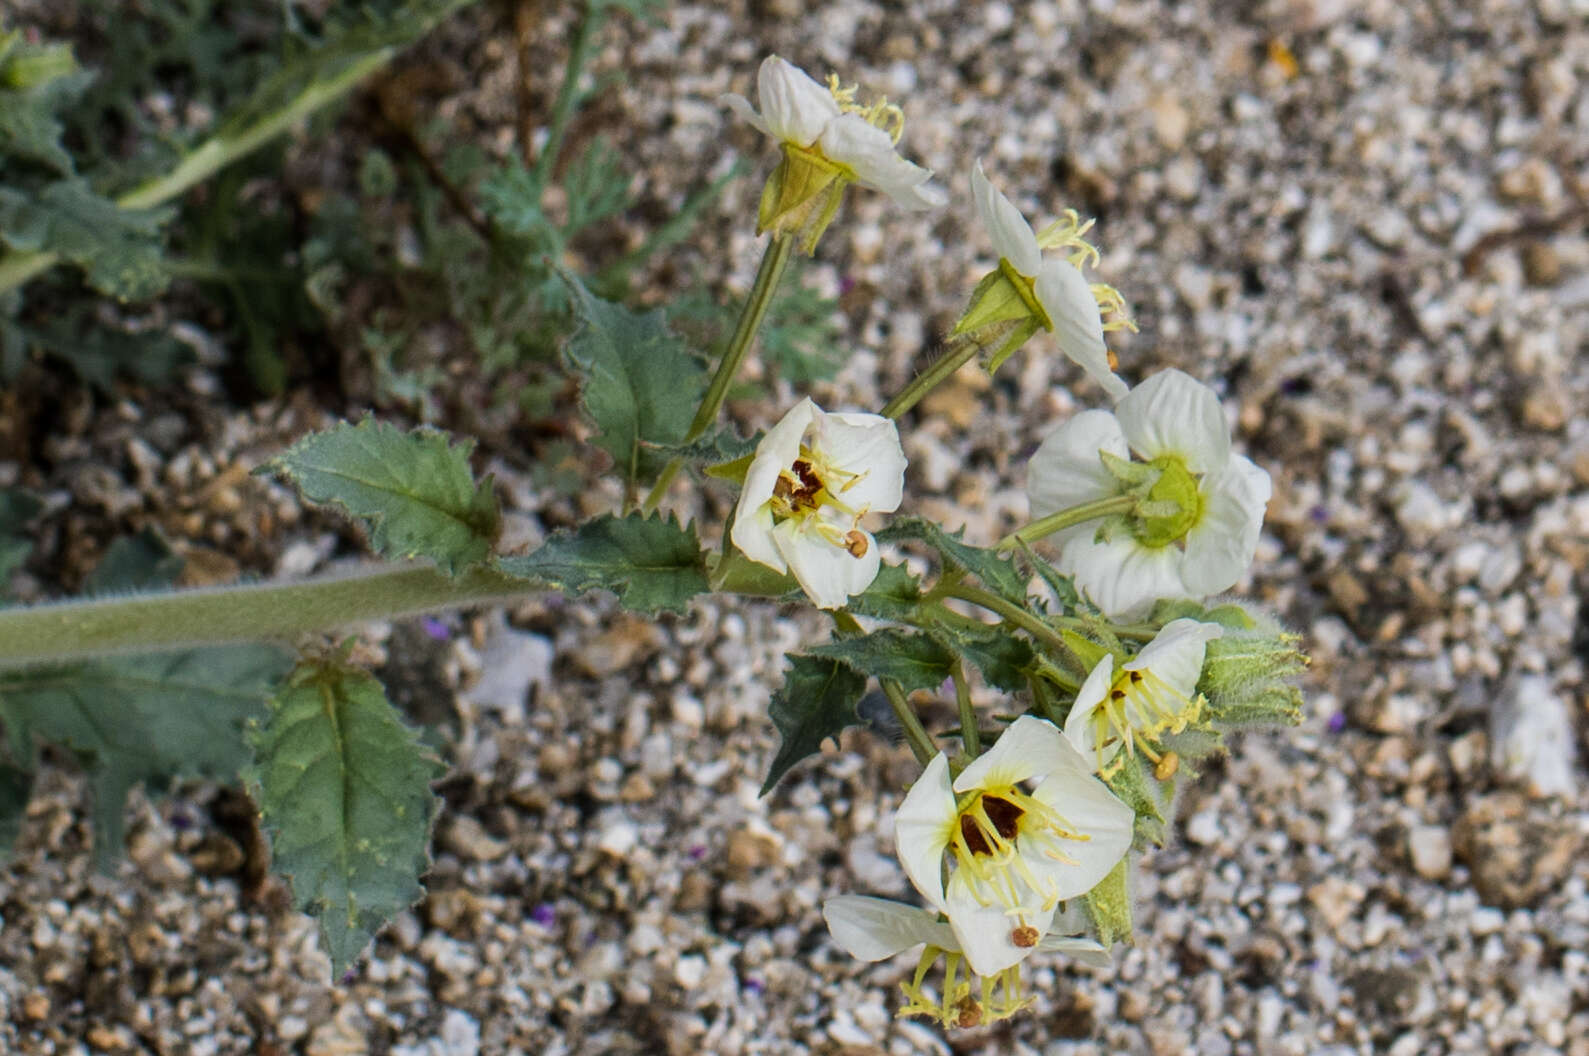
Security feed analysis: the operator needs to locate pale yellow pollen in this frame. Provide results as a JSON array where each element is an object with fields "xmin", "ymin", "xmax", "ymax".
[{"xmin": 825, "ymin": 73, "xmax": 906, "ymax": 143}]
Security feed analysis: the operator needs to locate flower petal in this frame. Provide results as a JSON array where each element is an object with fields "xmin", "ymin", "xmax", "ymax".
[
  {"xmin": 822, "ymin": 896, "xmax": 954, "ymax": 961},
  {"xmin": 773, "ymin": 517, "xmax": 877, "ymax": 609},
  {"xmin": 818, "ymin": 114, "xmax": 946, "ymax": 209},
  {"xmin": 954, "ymin": 715, "xmax": 1069, "ymax": 793},
  {"xmin": 1114, "ymin": 368, "xmax": 1228, "ymax": 472},
  {"xmin": 971, "ymin": 161, "xmax": 1041, "ymax": 276},
  {"xmin": 1181, "ymin": 453, "xmax": 1271, "ymax": 596},
  {"xmin": 1065, "ymin": 654, "xmax": 1115, "ymax": 765},
  {"xmin": 731, "ymin": 399, "xmax": 820, "ymax": 572},
  {"xmin": 943, "ymin": 884, "xmax": 1053, "ymax": 977},
  {"xmin": 1026, "ymin": 409, "xmax": 1129, "ymax": 519},
  {"xmin": 1027, "ymin": 769, "xmax": 1134, "ymax": 900},
  {"xmin": 818, "ymin": 412, "xmax": 907, "ymax": 513},
  {"xmin": 756, "ymin": 56, "xmax": 839, "ymax": 147},
  {"xmin": 1035, "ymin": 934, "xmax": 1112, "ymax": 968},
  {"xmin": 720, "ymin": 92, "xmax": 771, "ymax": 137},
  {"xmin": 895, "ymin": 754, "xmax": 957, "ymax": 909},
  {"xmin": 1034, "ymin": 259, "xmax": 1128, "ymax": 401},
  {"xmin": 1125, "ymin": 618, "xmax": 1222, "ymax": 698},
  {"xmin": 1058, "ymin": 533, "xmax": 1187, "ymax": 621}
]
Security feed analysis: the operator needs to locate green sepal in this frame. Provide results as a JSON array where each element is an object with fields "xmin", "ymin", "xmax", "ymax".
[
  {"xmin": 705, "ymin": 451, "xmax": 756, "ymax": 484},
  {"xmin": 1060, "ymin": 629, "xmax": 1112, "ymax": 675},
  {"xmin": 707, "ymin": 546, "xmax": 800, "ymax": 598},
  {"xmin": 1085, "ymin": 857, "xmax": 1133, "ymax": 947},
  {"xmin": 758, "ymin": 144, "xmax": 849, "ymax": 255}
]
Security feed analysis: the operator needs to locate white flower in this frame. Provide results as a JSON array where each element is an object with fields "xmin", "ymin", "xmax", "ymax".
[
  {"xmin": 823, "ymin": 895, "xmax": 1109, "ymax": 966},
  {"xmin": 1027, "ymin": 368, "xmax": 1272, "ymax": 621},
  {"xmin": 1066, "ymin": 618, "xmax": 1222, "ymax": 776},
  {"xmin": 730, "ymin": 397, "xmax": 906, "ymax": 609},
  {"xmin": 722, "ymin": 55, "xmax": 946, "ymax": 211},
  {"xmin": 970, "ymin": 161, "xmax": 1129, "ymax": 399},
  {"xmin": 893, "ymin": 716, "xmax": 1134, "ymax": 978}
]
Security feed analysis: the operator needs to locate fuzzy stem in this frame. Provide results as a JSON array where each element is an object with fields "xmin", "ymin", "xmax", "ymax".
[
  {"xmin": 951, "ymin": 662, "xmax": 979, "ymax": 757},
  {"xmin": 938, "ymin": 583, "xmax": 1068, "ymax": 654},
  {"xmin": 879, "ymin": 332, "xmax": 980, "ymax": 420},
  {"xmin": 642, "ymin": 233, "xmax": 793, "ymax": 511},
  {"xmin": 995, "ymin": 494, "xmax": 1137, "ymax": 551},
  {"xmin": 0, "ymin": 563, "xmax": 538, "ymax": 669},
  {"xmin": 881, "ymin": 679, "xmax": 936, "ymax": 767}
]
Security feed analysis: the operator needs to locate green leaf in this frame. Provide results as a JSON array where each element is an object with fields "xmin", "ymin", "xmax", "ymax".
[
  {"xmin": 937, "ymin": 625, "xmax": 1035, "ymax": 692},
  {"xmin": 0, "ymin": 487, "xmax": 43, "ymax": 586},
  {"xmin": 0, "ymin": 180, "xmax": 172, "ymax": 300},
  {"xmin": 845, "ymin": 561, "xmax": 923, "ymax": 621},
  {"xmin": 0, "ymin": 31, "xmax": 93, "ymax": 175},
  {"xmin": 248, "ymin": 663, "xmax": 442, "ymax": 977},
  {"xmin": 810, "ymin": 630, "xmax": 955, "ymax": 694},
  {"xmin": 562, "ymin": 136, "xmax": 632, "ymax": 235},
  {"xmin": 649, "ymin": 427, "xmax": 761, "ymax": 470},
  {"xmin": 497, "ymin": 512, "xmax": 707, "ymax": 615},
  {"xmin": 0, "ymin": 645, "xmax": 294, "ymax": 871},
  {"xmin": 761, "ymin": 654, "xmax": 868, "ymax": 795},
  {"xmin": 1018, "ymin": 540, "xmax": 1082, "ymax": 613},
  {"xmin": 83, "ymin": 530, "xmax": 184, "ymax": 595},
  {"xmin": 0, "ymin": 762, "xmax": 33, "ymax": 858},
  {"xmin": 263, "ymin": 418, "xmax": 500, "ymax": 576},
  {"xmin": 562, "ymin": 279, "xmax": 707, "ymax": 487},
  {"xmin": 875, "ymin": 517, "xmax": 1027, "ymax": 604}
]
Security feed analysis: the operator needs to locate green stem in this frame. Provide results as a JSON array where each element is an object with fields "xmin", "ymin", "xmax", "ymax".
[
  {"xmin": 940, "ymin": 583, "xmax": 1068, "ymax": 654},
  {"xmin": 0, "ymin": 563, "xmax": 537, "ymax": 670},
  {"xmin": 996, "ymin": 493, "xmax": 1137, "ymax": 551},
  {"xmin": 1052, "ymin": 616, "xmax": 1158, "ymax": 642},
  {"xmin": 881, "ymin": 679, "xmax": 936, "ymax": 767},
  {"xmin": 531, "ymin": 2, "xmax": 599, "ymax": 189},
  {"xmin": 879, "ymin": 332, "xmax": 979, "ymax": 420},
  {"xmin": 642, "ymin": 233, "xmax": 793, "ymax": 511},
  {"xmin": 951, "ymin": 662, "xmax": 979, "ymax": 757},
  {"xmin": 0, "ymin": 48, "xmax": 396, "ymax": 296}
]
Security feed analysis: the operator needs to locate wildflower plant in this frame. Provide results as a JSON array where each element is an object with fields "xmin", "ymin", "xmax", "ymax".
[{"xmin": 0, "ymin": 34, "xmax": 1310, "ymax": 1039}]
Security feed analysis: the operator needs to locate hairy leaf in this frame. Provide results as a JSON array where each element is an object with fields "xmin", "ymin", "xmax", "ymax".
[
  {"xmin": 875, "ymin": 517, "xmax": 1027, "ymax": 604},
  {"xmin": 0, "ymin": 180, "xmax": 172, "ymax": 300},
  {"xmin": 0, "ymin": 31, "xmax": 93, "ymax": 174},
  {"xmin": 249, "ymin": 663, "xmax": 442, "ymax": 976},
  {"xmin": 761, "ymin": 654, "xmax": 868, "ymax": 795},
  {"xmin": 810, "ymin": 630, "xmax": 955, "ymax": 694},
  {"xmin": 0, "ymin": 645, "xmax": 293, "ymax": 870},
  {"xmin": 498, "ymin": 512, "xmax": 707, "ymax": 615},
  {"xmin": 1018, "ymin": 540, "xmax": 1082, "ymax": 613},
  {"xmin": 264, "ymin": 418, "xmax": 499, "ymax": 576},
  {"xmin": 562, "ymin": 280, "xmax": 706, "ymax": 487},
  {"xmin": 845, "ymin": 562, "xmax": 923, "ymax": 621},
  {"xmin": 935, "ymin": 625, "xmax": 1035, "ymax": 692}
]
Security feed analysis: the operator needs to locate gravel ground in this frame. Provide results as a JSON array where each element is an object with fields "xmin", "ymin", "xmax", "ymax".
[{"xmin": 4, "ymin": 0, "xmax": 1589, "ymax": 1053}]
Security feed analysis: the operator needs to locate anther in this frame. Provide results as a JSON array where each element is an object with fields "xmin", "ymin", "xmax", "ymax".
[
  {"xmin": 955, "ymin": 997, "xmax": 983, "ymax": 1029},
  {"xmin": 843, "ymin": 529, "xmax": 869, "ymax": 557},
  {"xmin": 1011, "ymin": 925, "xmax": 1040, "ymax": 948},
  {"xmin": 1154, "ymin": 751, "xmax": 1180, "ymax": 781}
]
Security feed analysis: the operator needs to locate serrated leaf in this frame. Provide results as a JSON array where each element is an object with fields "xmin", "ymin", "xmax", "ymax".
[
  {"xmin": 810, "ymin": 630, "xmax": 955, "ymax": 694},
  {"xmin": 761, "ymin": 654, "xmax": 868, "ymax": 795},
  {"xmin": 249, "ymin": 663, "xmax": 442, "ymax": 976},
  {"xmin": 562, "ymin": 279, "xmax": 707, "ymax": 487},
  {"xmin": 936, "ymin": 625, "xmax": 1035, "ymax": 692},
  {"xmin": 0, "ymin": 180, "xmax": 171, "ymax": 300},
  {"xmin": 1019, "ymin": 540, "xmax": 1082, "ymax": 614},
  {"xmin": 650, "ymin": 427, "xmax": 761, "ymax": 469},
  {"xmin": 264, "ymin": 418, "xmax": 499, "ymax": 576},
  {"xmin": 875, "ymin": 517, "xmax": 1027, "ymax": 604},
  {"xmin": 0, "ymin": 645, "xmax": 293, "ymax": 870},
  {"xmin": 497, "ymin": 512, "xmax": 707, "ymax": 615},
  {"xmin": 845, "ymin": 562, "xmax": 923, "ymax": 621}
]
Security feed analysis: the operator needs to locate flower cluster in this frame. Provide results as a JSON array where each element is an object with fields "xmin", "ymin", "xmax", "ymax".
[{"xmin": 710, "ymin": 54, "xmax": 1301, "ymax": 1033}]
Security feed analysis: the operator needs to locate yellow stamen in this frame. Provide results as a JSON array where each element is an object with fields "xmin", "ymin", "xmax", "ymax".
[{"xmin": 825, "ymin": 74, "xmax": 906, "ymax": 143}]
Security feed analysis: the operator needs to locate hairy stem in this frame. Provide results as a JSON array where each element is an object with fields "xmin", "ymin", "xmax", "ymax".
[
  {"xmin": 881, "ymin": 679, "xmax": 937, "ymax": 767},
  {"xmin": 951, "ymin": 662, "xmax": 979, "ymax": 757},
  {"xmin": 995, "ymin": 493, "xmax": 1137, "ymax": 551},
  {"xmin": 879, "ymin": 332, "xmax": 980, "ymax": 420},
  {"xmin": 642, "ymin": 233, "xmax": 793, "ymax": 511},
  {"xmin": 0, "ymin": 563, "xmax": 538, "ymax": 669}
]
